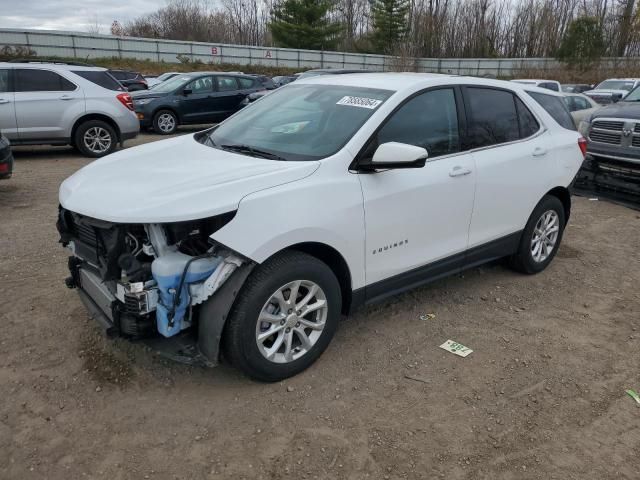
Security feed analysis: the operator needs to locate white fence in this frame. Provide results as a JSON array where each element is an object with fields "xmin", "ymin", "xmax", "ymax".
[{"xmin": 1, "ymin": 28, "xmax": 637, "ymax": 76}]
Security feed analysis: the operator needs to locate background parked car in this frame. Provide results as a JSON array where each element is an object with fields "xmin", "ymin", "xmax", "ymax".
[
  {"xmin": 561, "ymin": 84, "xmax": 593, "ymax": 94},
  {"xmin": 131, "ymin": 72, "xmax": 262, "ymax": 134},
  {"xmin": 296, "ymin": 68, "xmax": 372, "ymax": 80},
  {"xmin": 147, "ymin": 72, "xmax": 180, "ymax": 88},
  {"xmin": 0, "ymin": 130, "xmax": 14, "ymax": 179},
  {"xmin": 0, "ymin": 62, "xmax": 139, "ymax": 157},
  {"xmin": 249, "ymin": 74, "xmax": 275, "ymax": 90},
  {"xmin": 562, "ymin": 93, "xmax": 601, "ymax": 127},
  {"xmin": 511, "ymin": 79, "xmax": 561, "ymax": 92},
  {"xmin": 272, "ymin": 75, "xmax": 296, "ymax": 88},
  {"xmin": 108, "ymin": 69, "xmax": 148, "ymax": 91},
  {"xmin": 583, "ymin": 78, "xmax": 640, "ymax": 104}
]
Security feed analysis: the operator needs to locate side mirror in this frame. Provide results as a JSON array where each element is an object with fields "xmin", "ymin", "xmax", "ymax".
[
  {"xmin": 183, "ymin": 88, "xmax": 192, "ymax": 96},
  {"xmin": 367, "ymin": 142, "xmax": 428, "ymax": 170}
]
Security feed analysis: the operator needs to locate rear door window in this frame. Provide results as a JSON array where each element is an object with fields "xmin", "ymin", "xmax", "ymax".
[
  {"xmin": 216, "ymin": 76, "xmax": 239, "ymax": 92},
  {"xmin": 464, "ymin": 87, "xmax": 520, "ymax": 148},
  {"xmin": 527, "ymin": 91, "xmax": 577, "ymax": 131},
  {"xmin": 15, "ymin": 69, "xmax": 76, "ymax": 92},
  {"xmin": 238, "ymin": 77, "xmax": 256, "ymax": 89},
  {"xmin": 72, "ymin": 70, "xmax": 124, "ymax": 91}
]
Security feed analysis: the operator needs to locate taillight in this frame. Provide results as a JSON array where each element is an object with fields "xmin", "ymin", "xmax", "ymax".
[
  {"xmin": 116, "ymin": 92, "xmax": 134, "ymax": 111},
  {"xmin": 578, "ymin": 137, "xmax": 588, "ymax": 158}
]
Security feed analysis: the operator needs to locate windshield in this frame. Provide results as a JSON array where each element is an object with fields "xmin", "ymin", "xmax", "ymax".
[
  {"xmin": 156, "ymin": 72, "xmax": 177, "ymax": 82},
  {"xmin": 624, "ymin": 86, "xmax": 640, "ymax": 101},
  {"xmin": 595, "ymin": 80, "xmax": 636, "ymax": 91},
  {"xmin": 151, "ymin": 75, "xmax": 192, "ymax": 93},
  {"xmin": 207, "ymin": 84, "xmax": 393, "ymax": 161}
]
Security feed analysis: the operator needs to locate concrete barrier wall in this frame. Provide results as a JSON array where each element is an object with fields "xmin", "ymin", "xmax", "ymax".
[{"xmin": 0, "ymin": 28, "xmax": 633, "ymax": 76}]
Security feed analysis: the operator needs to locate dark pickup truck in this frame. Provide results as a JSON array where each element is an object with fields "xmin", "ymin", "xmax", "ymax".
[{"xmin": 575, "ymin": 86, "xmax": 640, "ymax": 206}]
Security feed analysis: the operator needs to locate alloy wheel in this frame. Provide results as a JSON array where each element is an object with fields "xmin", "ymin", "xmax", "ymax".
[
  {"xmin": 530, "ymin": 210, "xmax": 560, "ymax": 263},
  {"xmin": 83, "ymin": 127, "xmax": 112, "ymax": 154},
  {"xmin": 157, "ymin": 113, "xmax": 176, "ymax": 133},
  {"xmin": 255, "ymin": 280, "xmax": 328, "ymax": 364}
]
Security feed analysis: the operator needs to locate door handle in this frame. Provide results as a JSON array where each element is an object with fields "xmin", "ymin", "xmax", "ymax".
[
  {"xmin": 0, "ymin": 99, "xmax": 10, "ymax": 104},
  {"xmin": 449, "ymin": 166, "xmax": 472, "ymax": 177},
  {"xmin": 532, "ymin": 147, "xmax": 547, "ymax": 157},
  {"xmin": 59, "ymin": 95, "xmax": 73, "ymax": 101}
]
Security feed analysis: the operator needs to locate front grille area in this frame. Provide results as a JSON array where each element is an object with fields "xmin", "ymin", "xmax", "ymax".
[
  {"xmin": 634, "ymin": 123, "xmax": 640, "ymax": 133},
  {"xmin": 589, "ymin": 96, "xmax": 613, "ymax": 105},
  {"xmin": 593, "ymin": 120, "xmax": 624, "ymax": 131},
  {"xmin": 632, "ymin": 136, "xmax": 640, "ymax": 148},
  {"xmin": 75, "ymin": 222, "xmax": 99, "ymax": 248},
  {"xmin": 590, "ymin": 130, "xmax": 622, "ymax": 145}
]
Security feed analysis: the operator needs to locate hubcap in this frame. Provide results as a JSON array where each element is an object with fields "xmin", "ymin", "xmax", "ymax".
[
  {"xmin": 255, "ymin": 280, "xmax": 328, "ymax": 364},
  {"xmin": 157, "ymin": 113, "xmax": 176, "ymax": 132},
  {"xmin": 531, "ymin": 210, "xmax": 560, "ymax": 263},
  {"xmin": 83, "ymin": 127, "xmax": 111, "ymax": 153}
]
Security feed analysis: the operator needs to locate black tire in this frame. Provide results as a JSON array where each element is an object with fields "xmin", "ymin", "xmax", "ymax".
[
  {"xmin": 510, "ymin": 195, "xmax": 566, "ymax": 274},
  {"xmin": 152, "ymin": 109, "xmax": 178, "ymax": 135},
  {"xmin": 74, "ymin": 120, "xmax": 117, "ymax": 158},
  {"xmin": 222, "ymin": 251, "xmax": 342, "ymax": 382}
]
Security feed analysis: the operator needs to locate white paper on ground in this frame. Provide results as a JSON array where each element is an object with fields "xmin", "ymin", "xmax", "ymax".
[{"xmin": 439, "ymin": 340, "xmax": 473, "ymax": 357}]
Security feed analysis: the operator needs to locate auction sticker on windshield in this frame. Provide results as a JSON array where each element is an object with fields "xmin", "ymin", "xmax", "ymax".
[{"xmin": 336, "ymin": 96, "xmax": 383, "ymax": 109}]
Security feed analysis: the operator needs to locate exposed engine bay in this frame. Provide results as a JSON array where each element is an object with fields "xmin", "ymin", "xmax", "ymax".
[{"xmin": 57, "ymin": 207, "xmax": 248, "ymax": 353}]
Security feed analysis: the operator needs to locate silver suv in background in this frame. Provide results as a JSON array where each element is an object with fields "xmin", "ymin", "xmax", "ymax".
[{"xmin": 0, "ymin": 62, "xmax": 139, "ymax": 157}]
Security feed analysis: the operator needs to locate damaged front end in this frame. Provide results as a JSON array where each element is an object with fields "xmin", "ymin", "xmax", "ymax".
[{"xmin": 57, "ymin": 207, "xmax": 253, "ymax": 365}]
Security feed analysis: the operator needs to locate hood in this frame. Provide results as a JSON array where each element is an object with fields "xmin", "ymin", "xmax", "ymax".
[
  {"xmin": 584, "ymin": 89, "xmax": 628, "ymax": 98},
  {"xmin": 59, "ymin": 134, "xmax": 320, "ymax": 223},
  {"xmin": 130, "ymin": 90, "xmax": 169, "ymax": 100},
  {"xmin": 590, "ymin": 101, "xmax": 640, "ymax": 120}
]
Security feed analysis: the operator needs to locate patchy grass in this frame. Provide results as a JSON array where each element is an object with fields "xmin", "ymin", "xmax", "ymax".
[{"xmin": 0, "ymin": 53, "xmax": 302, "ymax": 77}]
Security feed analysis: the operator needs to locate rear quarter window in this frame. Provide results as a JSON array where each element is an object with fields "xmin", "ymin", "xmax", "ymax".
[
  {"xmin": 238, "ymin": 77, "xmax": 257, "ymax": 89},
  {"xmin": 526, "ymin": 91, "xmax": 576, "ymax": 131},
  {"xmin": 72, "ymin": 71, "xmax": 124, "ymax": 91}
]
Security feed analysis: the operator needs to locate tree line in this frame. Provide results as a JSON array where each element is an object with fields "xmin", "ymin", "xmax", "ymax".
[{"xmin": 117, "ymin": 0, "xmax": 640, "ymax": 61}]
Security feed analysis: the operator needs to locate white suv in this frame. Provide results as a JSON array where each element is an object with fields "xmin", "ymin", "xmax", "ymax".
[
  {"xmin": 58, "ymin": 74, "xmax": 585, "ymax": 380},
  {"xmin": 0, "ymin": 62, "xmax": 139, "ymax": 157}
]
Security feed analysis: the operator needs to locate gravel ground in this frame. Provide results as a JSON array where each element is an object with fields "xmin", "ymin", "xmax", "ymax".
[{"xmin": 1, "ymin": 131, "xmax": 640, "ymax": 480}]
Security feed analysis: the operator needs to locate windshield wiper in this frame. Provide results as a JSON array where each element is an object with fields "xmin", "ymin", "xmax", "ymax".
[{"xmin": 220, "ymin": 144, "xmax": 287, "ymax": 161}]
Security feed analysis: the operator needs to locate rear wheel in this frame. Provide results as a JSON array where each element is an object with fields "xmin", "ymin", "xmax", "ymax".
[
  {"xmin": 222, "ymin": 251, "xmax": 341, "ymax": 381},
  {"xmin": 153, "ymin": 110, "xmax": 178, "ymax": 135},
  {"xmin": 74, "ymin": 120, "xmax": 117, "ymax": 158},
  {"xmin": 510, "ymin": 195, "xmax": 566, "ymax": 274}
]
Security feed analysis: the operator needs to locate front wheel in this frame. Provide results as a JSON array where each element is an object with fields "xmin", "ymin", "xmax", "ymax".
[
  {"xmin": 152, "ymin": 110, "xmax": 178, "ymax": 135},
  {"xmin": 222, "ymin": 251, "xmax": 341, "ymax": 381},
  {"xmin": 510, "ymin": 195, "xmax": 566, "ymax": 274}
]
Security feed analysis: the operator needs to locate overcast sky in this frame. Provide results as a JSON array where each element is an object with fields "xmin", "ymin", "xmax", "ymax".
[{"xmin": 0, "ymin": 0, "xmax": 161, "ymax": 32}]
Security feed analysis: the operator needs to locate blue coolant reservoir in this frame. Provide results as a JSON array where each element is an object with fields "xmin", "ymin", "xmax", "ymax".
[{"xmin": 152, "ymin": 252, "xmax": 221, "ymax": 337}]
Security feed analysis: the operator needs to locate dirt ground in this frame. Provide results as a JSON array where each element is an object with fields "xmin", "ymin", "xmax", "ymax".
[{"xmin": 1, "ymin": 130, "xmax": 640, "ymax": 480}]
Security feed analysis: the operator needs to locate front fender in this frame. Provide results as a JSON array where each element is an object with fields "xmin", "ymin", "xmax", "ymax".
[{"xmin": 210, "ymin": 162, "xmax": 366, "ymax": 290}]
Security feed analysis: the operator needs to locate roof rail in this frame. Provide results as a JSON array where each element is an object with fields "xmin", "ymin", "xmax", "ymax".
[{"xmin": 6, "ymin": 58, "xmax": 96, "ymax": 67}]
